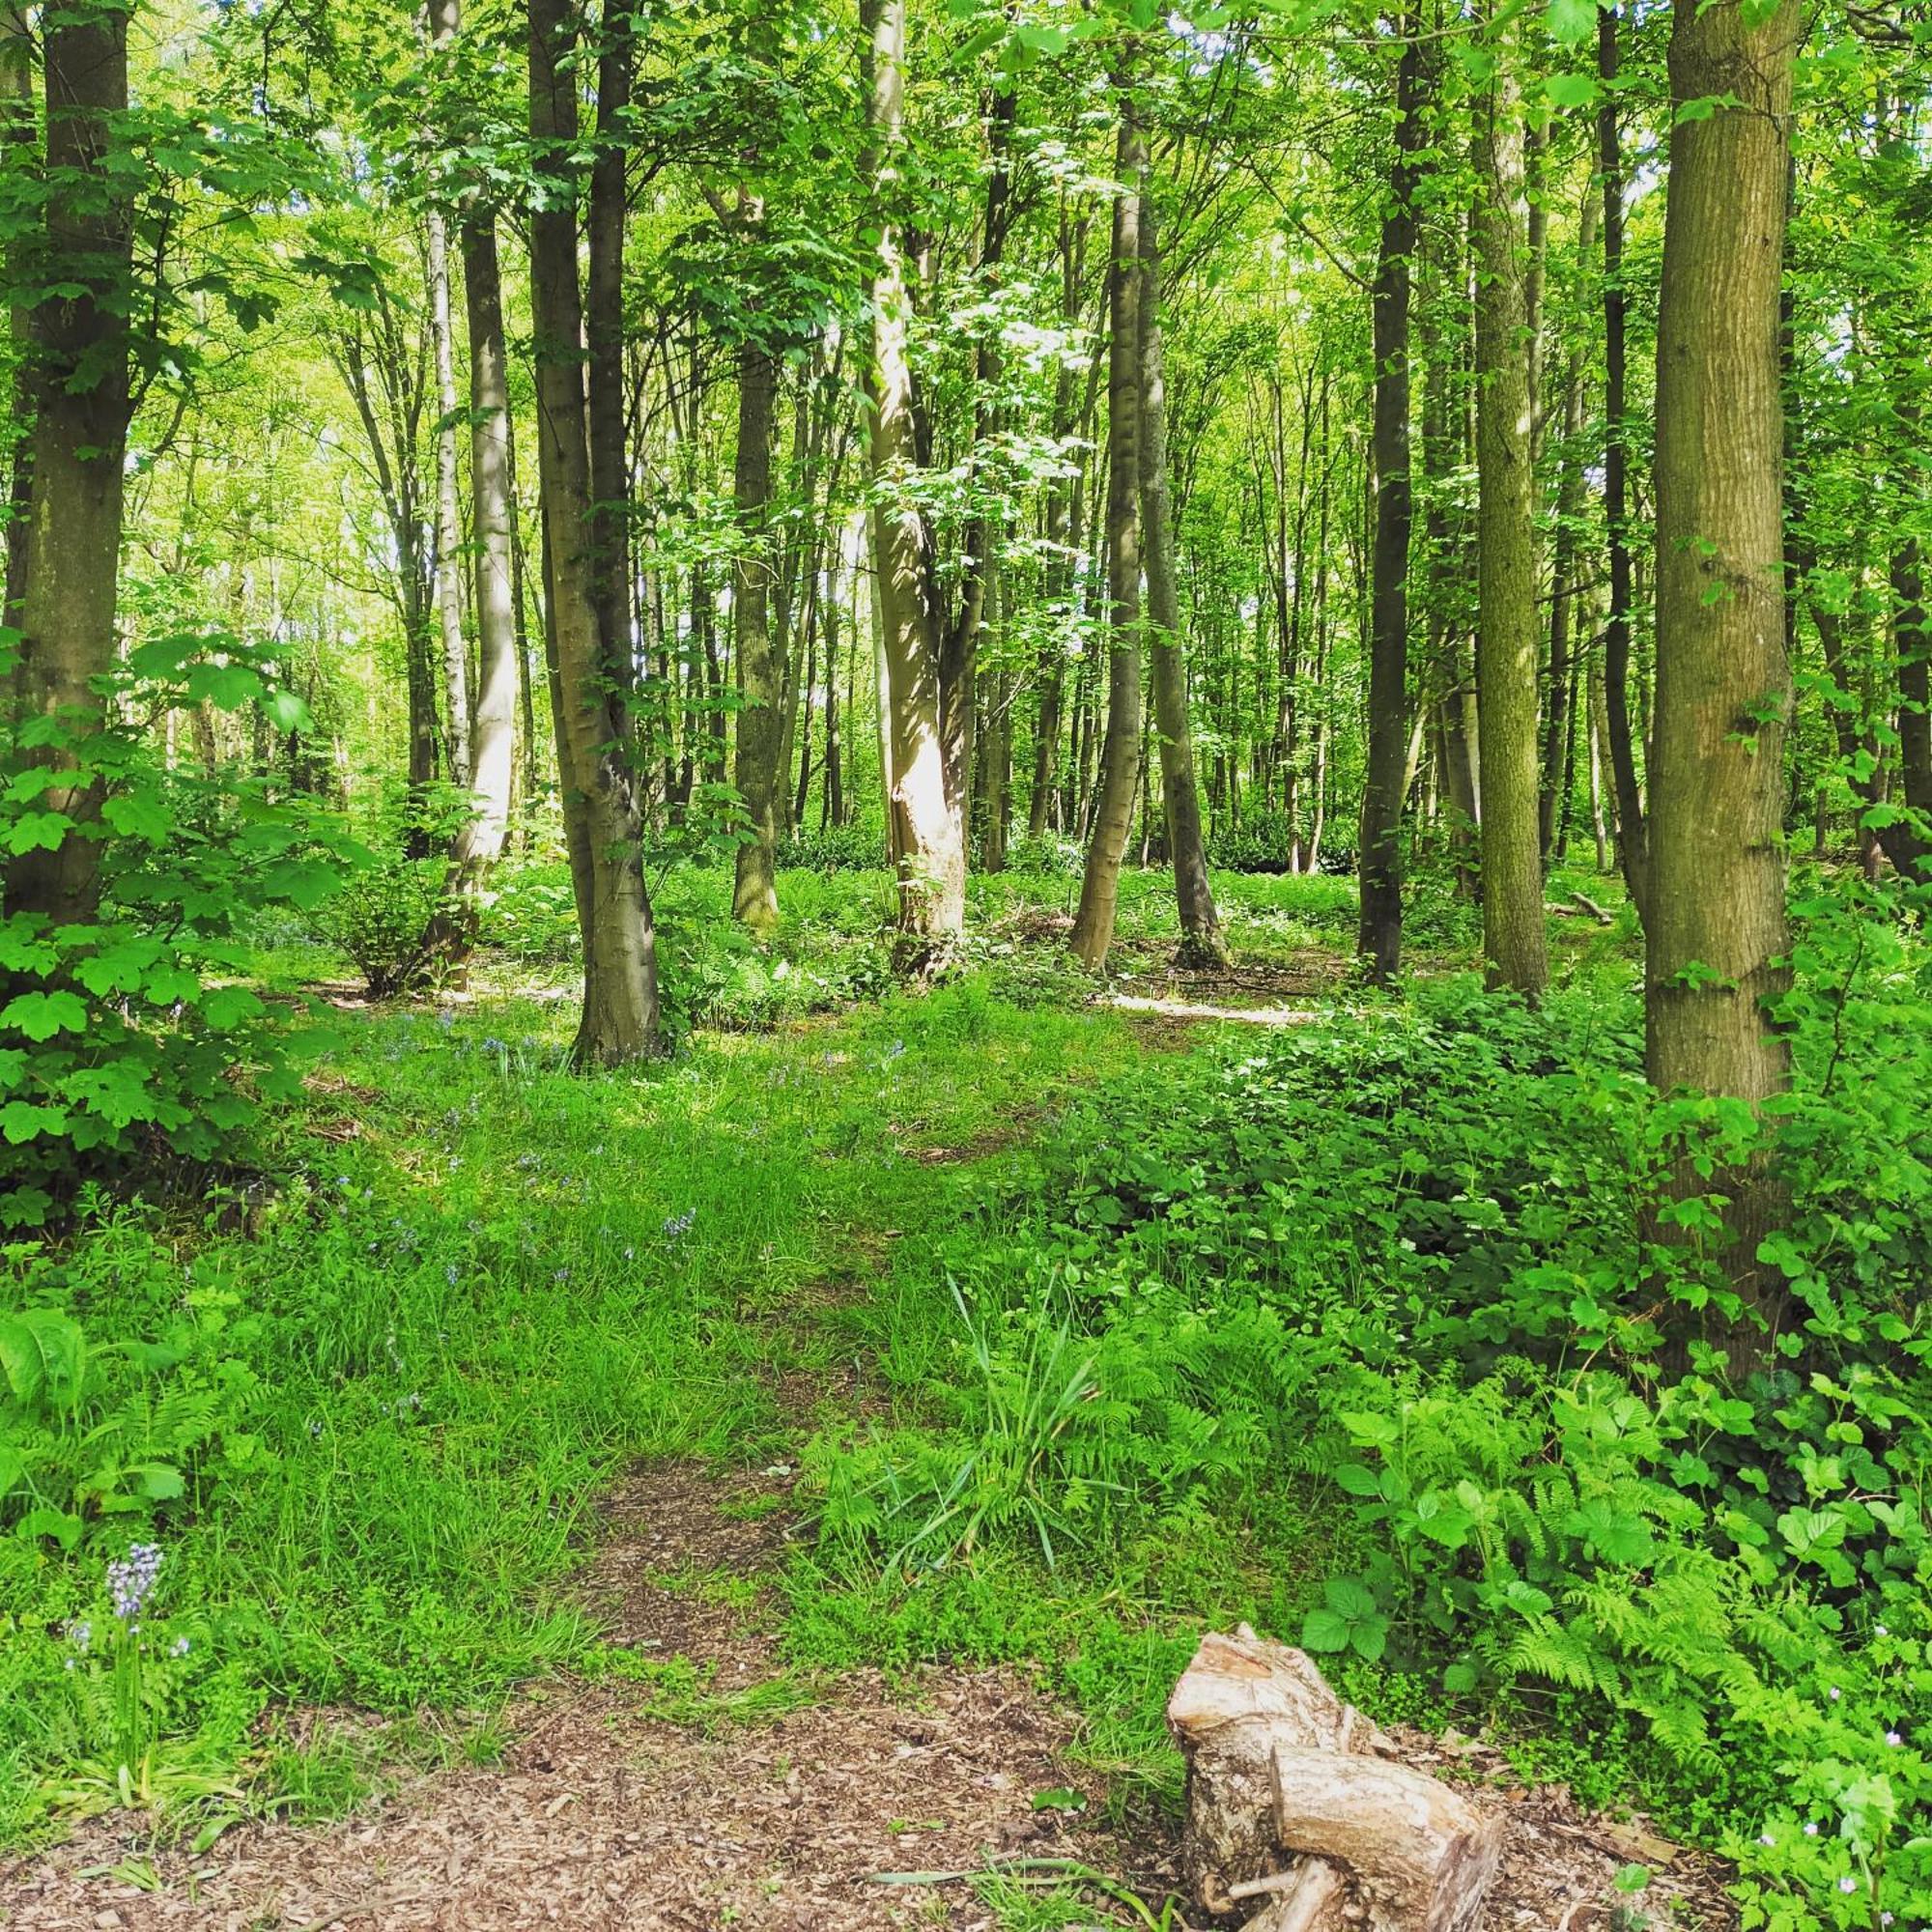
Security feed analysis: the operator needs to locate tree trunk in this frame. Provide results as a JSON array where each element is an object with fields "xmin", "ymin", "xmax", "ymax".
[
  {"xmin": 732, "ymin": 333, "xmax": 781, "ymax": 928},
  {"xmin": 861, "ymin": 0, "xmax": 964, "ymax": 952},
  {"xmin": 586, "ymin": 0, "xmax": 633, "ymax": 709},
  {"xmin": 1357, "ymin": 20, "xmax": 1427, "ymax": 983},
  {"xmin": 2, "ymin": 3, "xmax": 35, "ymax": 633},
  {"xmin": 5, "ymin": 0, "xmax": 132, "ymax": 928},
  {"xmin": 529, "ymin": 0, "xmax": 659, "ymax": 1064},
  {"xmin": 1599, "ymin": 4, "xmax": 1647, "ymax": 906},
  {"xmin": 427, "ymin": 206, "xmax": 471, "ymax": 789},
  {"xmin": 451, "ymin": 212, "xmax": 520, "ymax": 880},
  {"xmin": 1069, "ymin": 88, "xmax": 1145, "ymax": 972},
  {"xmin": 1470, "ymin": 19, "xmax": 1548, "ymax": 999},
  {"xmin": 1645, "ymin": 0, "xmax": 1798, "ymax": 1375},
  {"xmin": 1139, "ymin": 194, "xmax": 1226, "ymax": 967},
  {"xmin": 1541, "ymin": 190, "xmax": 1597, "ymax": 858}
]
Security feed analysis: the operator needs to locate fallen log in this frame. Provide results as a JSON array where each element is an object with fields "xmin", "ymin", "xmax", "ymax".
[{"xmin": 1167, "ymin": 1629, "xmax": 1502, "ymax": 1932}]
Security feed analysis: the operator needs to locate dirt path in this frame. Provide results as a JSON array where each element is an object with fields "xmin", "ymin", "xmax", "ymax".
[{"xmin": 6, "ymin": 1462, "xmax": 1178, "ymax": 1931}]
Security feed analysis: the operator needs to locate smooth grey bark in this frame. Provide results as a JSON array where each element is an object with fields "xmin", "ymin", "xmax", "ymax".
[{"xmin": 426, "ymin": 207, "xmax": 470, "ymax": 790}]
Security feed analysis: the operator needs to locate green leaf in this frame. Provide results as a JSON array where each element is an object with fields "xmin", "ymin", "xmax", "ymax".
[
  {"xmin": 1544, "ymin": 72, "xmax": 1599, "ymax": 108},
  {"xmin": 1547, "ymin": 0, "xmax": 1597, "ymax": 44},
  {"xmin": 0, "ymin": 990, "xmax": 89, "ymax": 1041},
  {"xmin": 1332, "ymin": 1463, "xmax": 1381, "ymax": 1496},
  {"xmin": 1300, "ymin": 1607, "xmax": 1352, "ymax": 1652}
]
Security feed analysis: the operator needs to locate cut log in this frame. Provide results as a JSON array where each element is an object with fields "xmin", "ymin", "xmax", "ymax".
[
  {"xmin": 1166, "ymin": 1628, "xmax": 1388, "ymax": 1916},
  {"xmin": 1167, "ymin": 1627, "xmax": 1385, "ymax": 1756},
  {"xmin": 1273, "ymin": 1745, "xmax": 1504, "ymax": 1932}
]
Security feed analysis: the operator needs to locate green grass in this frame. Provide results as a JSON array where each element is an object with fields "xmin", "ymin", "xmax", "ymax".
[{"xmin": 0, "ymin": 896, "xmax": 1155, "ymax": 1841}]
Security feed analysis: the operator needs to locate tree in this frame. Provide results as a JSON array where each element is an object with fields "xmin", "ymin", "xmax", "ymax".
[
  {"xmin": 1644, "ymin": 0, "xmax": 1800, "ymax": 1373},
  {"xmin": 528, "ymin": 0, "xmax": 660, "ymax": 1064},
  {"xmin": 859, "ymin": 0, "xmax": 965, "ymax": 952},
  {"xmin": 1069, "ymin": 82, "xmax": 1146, "ymax": 973},
  {"xmin": 1469, "ymin": 12, "xmax": 1548, "ymax": 1000},
  {"xmin": 1355, "ymin": 19, "xmax": 1428, "ymax": 985},
  {"xmin": 1139, "ymin": 190, "xmax": 1226, "ymax": 968},
  {"xmin": 5, "ymin": 0, "xmax": 134, "ymax": 927}
]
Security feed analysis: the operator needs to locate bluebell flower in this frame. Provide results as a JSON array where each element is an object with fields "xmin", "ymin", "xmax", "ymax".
[{"xmin": 107, "ymin": 1545, "xmax": 163, "ymax": 1623}]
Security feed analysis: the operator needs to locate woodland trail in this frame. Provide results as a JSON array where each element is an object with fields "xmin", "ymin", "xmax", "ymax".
[{"xmin": 5, "ymin": 1009, "xmax": 1735, "ymax": 1932}]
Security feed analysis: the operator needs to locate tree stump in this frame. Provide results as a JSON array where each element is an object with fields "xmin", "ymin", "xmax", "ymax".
[{"xmin": 1167, "ymin": 1629, "xmax": 1503, "ymax": 1932}]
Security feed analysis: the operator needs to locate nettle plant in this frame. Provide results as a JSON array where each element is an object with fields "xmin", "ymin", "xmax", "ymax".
[{"xmin": 0, "ymin": 627, "xmax": 347, "ymax": 1225}]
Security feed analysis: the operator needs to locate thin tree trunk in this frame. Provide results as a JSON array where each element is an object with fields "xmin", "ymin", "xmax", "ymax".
[
  {"xmin": 427, "ymin": 206, "xmax": 471, "ymax": 789},
  {"xmin": 1139, "ymin": 192, "xmax": 1226, "ymax": 966},
  {"xmin": 529, "ymin": 0, "xmax": 659, "ymax": 1063},
  {"xmin": 1645, "ymin": 0, "xmax": 1799, "ymax": 1375},
  {"xmin": 452, "ymin": 211, "xmax": 520, "ymax": 880},
  {"xmin": 1540, "ymin": 190, "xmax": 1597, "ymax": 858},
  {"xmin": 1599, "ymin": 3, "xmax": 1646, "ymax": 905},
  {"xmin": 1471, "ymin": 17, "xmax": 1548, "ymax": 998},
  {"xmin": 861, "ymin": 0, "xmax": 964, "ymax": 951},
  {"xmin": 1069, "ymin": 87, "xmax": 1145, "ymax": 972},
  {"xmin": 732, "ymin": 333, "xmax": 781, "ymax": 928},
  {"xmin": 1357, "ymin": 19, "xmax": 1427, "ymax": 983},
  {"xmin": 586, "ymin": 0, "xmax": 633, "ymax": 707}
]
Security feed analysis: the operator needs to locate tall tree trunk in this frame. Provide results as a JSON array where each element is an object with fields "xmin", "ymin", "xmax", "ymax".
[
  {"xmin": 732, "ymin": 333, "xmax": 781, "ymax": 928},
  {"xmin": 1599, "ymin": 3, "xmax": 1647, "ymax": 905},
  {"xmin": 1886, "ymin": 532, "xmax": 1930, "ymax": 882},
  {"xmin": 586, "ymin": 0, "xmax": 633, "ymax": 707},
  {"xmin": 1139, "ymin": 194, "xmax": 1226, "ymax": 966},
  {"xmin": 1069, "ymin": 87, "xmax": 1145, "ymax": 972},
  {"xmin": 427, "ymin": 207, "xmax": 471, "ymax": 789},
  {"xmin": 1470, "ymin": 17, "xmax": 1548, "ymax": 999},
  {"xmin": 529, "ymin": 0, "xmax": 659, "ymax": 1063},
  {"xmin": 1357, "ymin": 20, "xmax": 1427, "ymax": 982},
  {"xmin": 1540, "ymin": 190, "xmax": 1598, "ymax": 858},
  {"xmin": 451, "ymin": 211, "xmax": 520, "ymax": 881},
  {"xmin": 5, "ymin": 0, "xmax": 132, "ymax": 927},
  {"xmin": 1645, "ymin": 0, "xmax": 1799, "ymax": 1375},
  {"xmin": 861, "ymin": 0, "xmax": 964, "ymax": 952},
  {"xmin": 1, "ymin": 3, "xmax": 34, "ymax": 632}
]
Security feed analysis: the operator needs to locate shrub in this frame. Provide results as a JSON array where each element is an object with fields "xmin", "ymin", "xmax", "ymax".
[{"xmin": 0, "ymin": 629, "xmax": 346, "ymax": 1227}]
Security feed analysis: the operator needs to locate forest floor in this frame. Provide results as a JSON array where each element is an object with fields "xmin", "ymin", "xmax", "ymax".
[{"xmin": 1, "ymin": 867, "xmax": 1741, "ymax": 1930}]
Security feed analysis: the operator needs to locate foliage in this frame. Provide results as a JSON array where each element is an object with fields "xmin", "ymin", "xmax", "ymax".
[
  {"xmin": 0, "ymin": 632, "xmax": 343, "ymax": 1228},
  {"xmin": 805, "ymin": 893, "xmax": 1932, "ymax": 1932}
]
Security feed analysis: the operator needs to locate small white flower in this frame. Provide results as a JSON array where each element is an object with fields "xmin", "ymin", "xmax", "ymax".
[
  {"xmin": 1875, "ymin": 1623, "xmax": 1889, "ymax": 1636},
  {"xmin": 170, "ymin": 1636, "xmax": 190, "ymax": 1658},
  {"xmin": 1837, "ymin": 1878, "xmax": 1858, "ymax": 1895},
  {"xmin": 1758, "ymin": 1834, "xmax": 1775, "ymax": 1848},
  {"xmin": 1804, "ymin": 1822, "xmax": 1819, "ymax": 1837},
  {"xmin": 1828, "ymin": 1686, "xmax": 1841, "ymax": 1701},
  {"xmin": 1886, "ymin": 1730, "xmax": 1903, "ymax": 1747}
]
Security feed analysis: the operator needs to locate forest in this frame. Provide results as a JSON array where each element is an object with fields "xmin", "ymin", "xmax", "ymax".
[{"xmin": 0, "ymin": 0, "xmax": 1928, "ymax": 1924}]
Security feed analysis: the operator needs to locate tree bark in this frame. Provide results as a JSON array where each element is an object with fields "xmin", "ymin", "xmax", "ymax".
[
  {"xmin": 1357, "ymin": 21, "xmax": 1427, "ymax": 982},
  {"xmin": 5, "ymin": 0, "xmax": 132, "ymax": 927},
  {"xmin": 1139, "ymin": 195, "xmax": 1226, "ymax": 967},
  {"xmin": 427, "ymin": 206, "xmax": 471, "ymax": 789},
  {"xmin": 1645, "ymin": 0, "xmax": 1799, "ymax": 1375},
  {"xmin": 1069, "ymin": 85, "xmax": 1145, "ymax": 972},
  {"xmin": 1, "ymin": 2, "xmax": 34, "ymax": 633},
  {"xmin": 1470, "ymin": 18, "xmax": 1548, "ymax": 999},
  {"xmin": 452, "ymin": 212, "xmax": 520, "ymax": 880},
  {"xmin": 1599, "ymin": 4, "xmax": 1647, "ymax": 906},
  {"xmin": 860, "ymin": 0, "xmax": 965, "ymax": 952},
  {"xmin": 732, "ymin": 332, "xmax": 781, "ymax": 928},
  {"xmin": 529, "ymin": 0, "xmax": 659, "ymax": 1064},
  {"xmin": 1540, "ymin": 188, "xmax": 1598, "ymax": 859},
  {"xmin": 586, "ymin": 0, "xmax": 633, "ymax": 710}
]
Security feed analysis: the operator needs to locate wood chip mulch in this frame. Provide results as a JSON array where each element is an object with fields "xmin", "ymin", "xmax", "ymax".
[{"xmin": 4, "ymin": 1455, "xmax": 1740, "ymax": 1932}]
